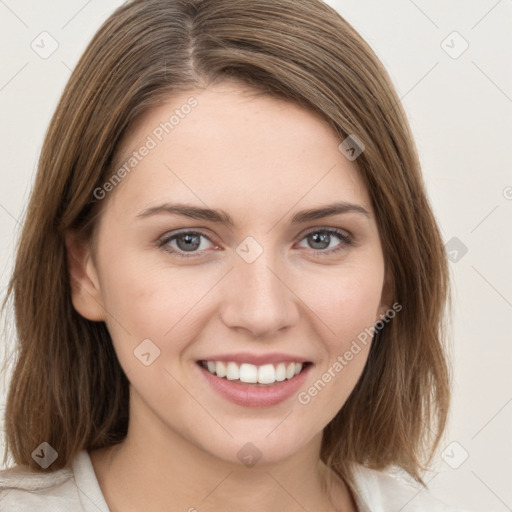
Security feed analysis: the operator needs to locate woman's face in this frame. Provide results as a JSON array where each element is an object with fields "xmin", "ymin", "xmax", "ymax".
[{"xmin": 69, "ymin": 81, "xmax": 391, "ymax": 466}]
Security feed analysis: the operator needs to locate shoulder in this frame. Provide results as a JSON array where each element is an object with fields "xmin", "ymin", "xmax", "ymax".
[
  {"xmin": 350, "ymin": 463, "xmax": 469, "ymax": 512},
  {"xmin": 0, "ymin": 463, "xmax": 80, "ymax": 511}
]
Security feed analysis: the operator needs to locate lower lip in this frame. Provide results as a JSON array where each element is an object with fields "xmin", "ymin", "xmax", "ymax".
[{"xmin": 197, "ymin": 363, "xmax": 312, "ymax": 407}]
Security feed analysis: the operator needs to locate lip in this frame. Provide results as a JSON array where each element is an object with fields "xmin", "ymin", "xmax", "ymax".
[
  {"xmin": 196, "ymin": 361, "xmax": 312, "ymax": 407},
  {"xmin": 198, "ymin": 352, "xmax": 312, "ymax": 366}
]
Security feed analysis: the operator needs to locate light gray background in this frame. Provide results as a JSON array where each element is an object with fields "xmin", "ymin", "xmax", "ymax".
[{"xmin": 0, "ymin": 1, "xmax": 511, "ymax": 510}]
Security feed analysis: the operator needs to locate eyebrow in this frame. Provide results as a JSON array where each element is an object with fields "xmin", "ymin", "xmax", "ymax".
[{"xmin": 136, "ymin": 201, "xmax": 370, "ymax": 226}]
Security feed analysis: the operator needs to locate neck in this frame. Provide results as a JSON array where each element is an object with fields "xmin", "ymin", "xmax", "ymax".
[{"xmin": 89, "ymin": 392, "xmax": 357, "ymax": 511}]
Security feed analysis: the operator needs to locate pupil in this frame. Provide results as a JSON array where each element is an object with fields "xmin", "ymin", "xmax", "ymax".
[
  {"xmin": 309, "ymin": 232, "xmax": 329, "ymax": 250},
  {"xmin": 177, "ymin": 234, "xmax": 200, "ymax": 251}
]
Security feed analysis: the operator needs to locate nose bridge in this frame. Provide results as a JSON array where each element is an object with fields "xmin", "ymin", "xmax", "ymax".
[{"xmin": 220, "ymin": 237, "xmax": 299, "ymax": 336}]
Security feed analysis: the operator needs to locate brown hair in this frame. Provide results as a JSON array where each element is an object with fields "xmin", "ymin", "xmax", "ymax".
[{"xmin": 1, "ymin": 0, "xmax": 451, "ymax": 490}]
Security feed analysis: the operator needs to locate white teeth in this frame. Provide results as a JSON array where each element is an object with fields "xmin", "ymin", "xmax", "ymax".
[
  {"xmin": 216, "ymin": 361, "xmax": 227, "ymax": 378},
  {"xmin": 257, "ymin": 364, "xmax": 275, "ymax": 384},
  {"xmin": 240, "ymin": 363, "xmax": 258, "ymax": 383},
  {"xmin": 201, "ymin": 360, "xmax": 306, "ymax": 384},
  {"xmin": 275, "ymin": 363, "xmax": 287, "ymax": 381},
  {"xmin": 226, "ymin": 362, "xmax": 239, "ymax": 380}
]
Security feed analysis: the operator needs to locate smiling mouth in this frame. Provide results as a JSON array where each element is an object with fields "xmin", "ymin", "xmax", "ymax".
[{"xmin": 198, "ymin": 360, "xmax": 312, "ymax": 386}]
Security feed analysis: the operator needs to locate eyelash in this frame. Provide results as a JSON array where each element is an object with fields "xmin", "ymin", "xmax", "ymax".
[{"xmin": 158, "ymin": 228, "xmax": 353, "ymax": 259}]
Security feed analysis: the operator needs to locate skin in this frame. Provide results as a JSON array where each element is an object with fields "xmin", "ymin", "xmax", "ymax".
[{"xmin": 66, "ymin": 81, "xmax": 392, "ymax": 512}]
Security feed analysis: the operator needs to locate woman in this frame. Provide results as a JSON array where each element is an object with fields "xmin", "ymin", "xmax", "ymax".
[{"xmin": 0, "ymin": 0, "xmax": 467, "ymax": 510}]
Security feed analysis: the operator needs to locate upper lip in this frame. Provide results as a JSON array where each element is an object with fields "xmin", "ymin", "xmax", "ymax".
[{"xmin": 198, "ymin": 352, "xmax": 312, "ymax": 366}]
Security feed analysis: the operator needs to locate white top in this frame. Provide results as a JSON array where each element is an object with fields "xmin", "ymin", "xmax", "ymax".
[{"xmin": 0, "ymin": 450, "xmax": 468, "ymax": 511}]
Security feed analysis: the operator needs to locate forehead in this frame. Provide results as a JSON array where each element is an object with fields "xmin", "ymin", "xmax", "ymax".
[{"xmin": 107, "ymin": 82, "xmax": 371, "ymax": 218}]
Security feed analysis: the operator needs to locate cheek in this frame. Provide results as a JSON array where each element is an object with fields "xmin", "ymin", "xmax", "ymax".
[
  {"xmin": 294, "ymin": 266, "xmax": 381, "ymax": 423},
  {"xmin": 92, "ymin": 239, "xmax": 169, "ymax": 355},
  {"xmin": 297, "ymin": 260, "xmax": 384, "ymax": 342},
  {"xmin": 95, "ymin": 244, "xmax": 223, "ymax": 369},
  {"xmin": 294, "ymin": 259, "xmax": 382, "ymax": 392}
]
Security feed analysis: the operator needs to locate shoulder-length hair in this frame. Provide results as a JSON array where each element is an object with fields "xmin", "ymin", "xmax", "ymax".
[{"xmin": 1, "ymin": 0, "xmax": 451, "ymax": 490}]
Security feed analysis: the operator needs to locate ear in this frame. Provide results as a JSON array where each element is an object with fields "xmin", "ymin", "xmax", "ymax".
[
  {"xmin": 376, "ymin": 263, "xmax": 394, "ymax": 322},
  {"xmin": 64, "ymin": 230, "xmax": 106, "ymax": 322}
]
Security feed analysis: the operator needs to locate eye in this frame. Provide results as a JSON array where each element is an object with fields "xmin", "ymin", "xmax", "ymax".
[
  {"xmin": 158, "ymin": 227, "xmax": 353, "ymax": 259},
  {"xmin": 297, "ymin": 228, "xmax": 353, "ymax": 255},
  {"xmin": 158, "ymin": 231, "xmax": 216, "ymax": 258}
]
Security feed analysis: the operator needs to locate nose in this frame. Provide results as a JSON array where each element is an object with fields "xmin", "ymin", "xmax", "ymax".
[{"xmin": 219, "ymin": 250, "xmax": 300, "ymax": 338}]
